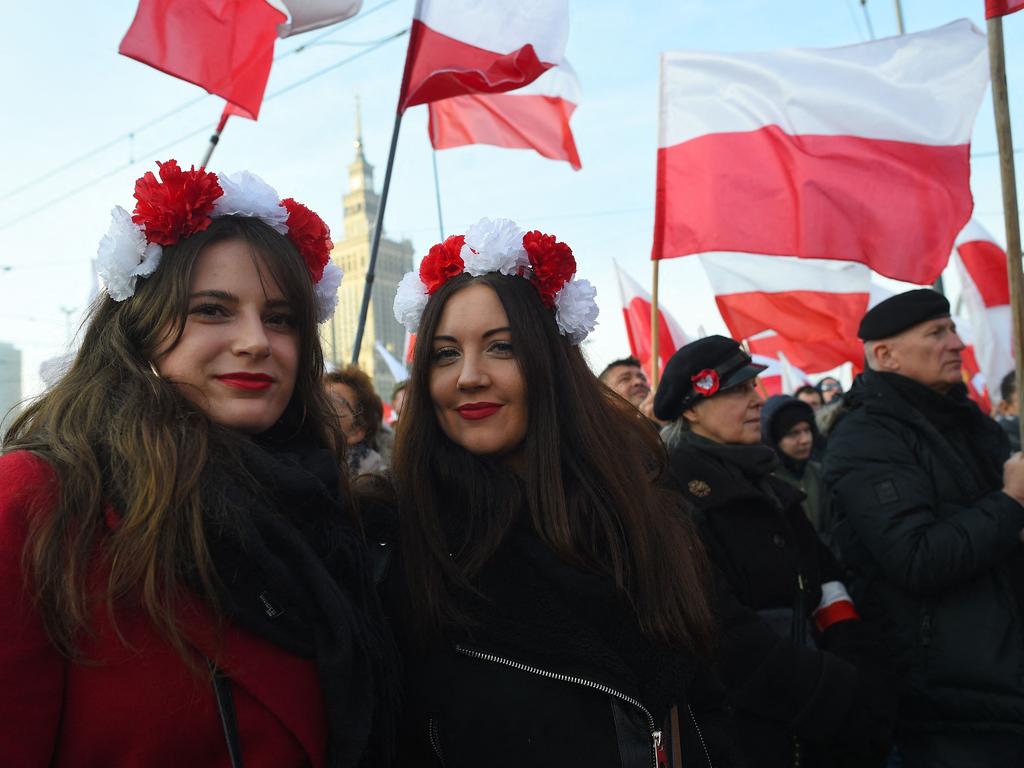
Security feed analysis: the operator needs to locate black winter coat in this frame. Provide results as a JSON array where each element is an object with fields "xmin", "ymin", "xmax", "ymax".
[
  {"xmin": 664, "ymin": 430, "xmax": 894, "ymax": 768},
  {"xmin": 377, "ymin": 519, "xmax": 744, "ymax": 768},
  {"xmin": 823, "ymin": 371, "xmax": 1024, "ymax": 733}
]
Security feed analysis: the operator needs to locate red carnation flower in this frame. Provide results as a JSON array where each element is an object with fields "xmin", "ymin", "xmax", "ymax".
[
  {"xmin": 132, "ymin": 160, "xmax": 223, "ymax": 246},
  {"xmin": 282, "ymin": 198, "xmax": 333, "ymax": 282},
  {"xmin": 691, "ymin": 369, "xmax": 721, "ymax": 397},
  {"xmin": 419, "ymin": 235, "xmax": 466, "ymax": 294},
  {"xmin": 523, "ymin": 230, "xmax": 575, "ymax": 308}
]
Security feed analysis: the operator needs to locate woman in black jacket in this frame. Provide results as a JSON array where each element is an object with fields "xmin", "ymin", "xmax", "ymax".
[
  {"xmin": 653, "ymin": 336, "xmax": 895, "ymax": 768},
  {"xmin": 382, "ymin": 219, "xmax": 744, "ymax": 768}
]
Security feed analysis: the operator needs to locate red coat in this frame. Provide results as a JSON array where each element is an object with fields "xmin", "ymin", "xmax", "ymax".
[{"xmin": 0, "ymin": 451, "xmax": 328, "ymax": 767}]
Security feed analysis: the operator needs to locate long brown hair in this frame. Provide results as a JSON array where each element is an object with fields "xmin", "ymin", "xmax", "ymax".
[
  {"xmin": 3, "ymin": 216, "xmax": 346, "ymax": 659},
  {"xmin": 392, "ymin": 272, "xmax": 714, "ymax": 654}
]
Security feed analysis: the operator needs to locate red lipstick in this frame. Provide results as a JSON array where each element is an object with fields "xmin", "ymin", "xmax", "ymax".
[
  {"xmin": 456, "ymin": 402, "xmax": 502, "ymax": 420},
  {"xmin": 217, "ymin": 372, "xmax": 274, "ymax": 391}
]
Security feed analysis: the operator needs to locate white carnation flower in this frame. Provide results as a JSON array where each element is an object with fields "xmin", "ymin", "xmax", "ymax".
[
  {"xmin": 554, "ymin": 278, "xmax": 599, "ymax": 344},
  {"xmin": 314, "ymin": 261, "xmax": 344, "ymax": 324},
  {"xmin": 95, "ymin": 206, "xmax": 163, "ymax": 301},
  {"xmin": 212, "ymin": 170, "xmax": 289, "ymax": 234},
  {"xmin": 461, "ymin": 217, "xmax": 528, "ymax": 277},
  {"xmin": 393, "ymin": 270, "xmax": 430, "ymax": 334}
]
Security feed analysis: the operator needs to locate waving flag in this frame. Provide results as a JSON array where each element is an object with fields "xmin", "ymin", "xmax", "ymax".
[
  {"xmin": 952, "ymin": 219, "xmax": 1013, "ymax": 404},
  {"xmin": 615, "ymin": 263, "xmax": 688, "ymax": 379},
  {"xmin": 747, "ymin": 331, "xmax": 863, "ymax": 377},
  {"xmin": 987, "ymin": 0, "xmax": 1024, "ymax": 18},
  {"xmin": 399, "ymin": 0, "xmax": 569, "ymax": 111},
  {"xmin": 277, "ymin": 0, "xmax": 362, "ymax": 37},
  {"xmin": 653, "ymin": 20, "xmax": 988, "ymax": 284},
  {"xmin": 428, "ymin": 61, "xmax": 582, "ymax": 169},
  {"xmin": 120, "ymin": 0, "xmax": 287, "ymax": 119},
  {"xmin": 699, "ymin": 252, "xmax": 870, "ymax": 347}
]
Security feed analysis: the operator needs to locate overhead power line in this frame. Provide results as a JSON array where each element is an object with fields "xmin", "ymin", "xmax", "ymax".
[
  {"xmin": 0, "ymin": 0, "xmax": 401, "ymax": 202},
  {"xmin": 0, "ymin": 28, "xmax": 408, "ymax": 234}
]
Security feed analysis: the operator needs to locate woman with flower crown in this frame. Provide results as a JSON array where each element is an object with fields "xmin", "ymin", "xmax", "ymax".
[
  {"xmin": 378, "ymin": 218, "xmax": 743, "ymax": 767},
  {"xmin": 0, "ymin": 160, "xmax": 396, "ymax": 767}
]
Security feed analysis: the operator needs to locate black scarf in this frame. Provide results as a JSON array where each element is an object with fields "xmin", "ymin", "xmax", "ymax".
[
  {"xmin": 878, "ymin": 372, "xmax": 1003, "ymax": 491},
  {"xmin": 198, "ymin": 435, "xmax": 398, "ymax": 768}
]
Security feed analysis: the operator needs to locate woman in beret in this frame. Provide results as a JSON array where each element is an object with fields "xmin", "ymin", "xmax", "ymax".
[{"xmin": 654, "ymin": 335, "xmax": 895, "ymax": 768}]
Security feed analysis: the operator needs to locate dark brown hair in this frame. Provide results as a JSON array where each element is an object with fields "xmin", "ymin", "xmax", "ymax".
[
  {"xmin": 3, "ymin": 216, "xmax": 346, "ymax": 660},
  {"xmin": 326, "ymin": 365, "xmax": 383, "ymax": 444},
  {"xmin": 392, "ymin": 273, "xmax": 714, "ymax": 654}
]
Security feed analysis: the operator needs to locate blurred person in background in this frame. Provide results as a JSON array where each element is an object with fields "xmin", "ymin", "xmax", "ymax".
[{"xmin": 326, "ymin": 365, "xmax": 387, "ymax": 476}]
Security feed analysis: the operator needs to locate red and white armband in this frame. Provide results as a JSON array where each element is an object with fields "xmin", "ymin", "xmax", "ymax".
[{"xmin": 813, "ymin": 581, "xmax": 860, "ymax": 632}]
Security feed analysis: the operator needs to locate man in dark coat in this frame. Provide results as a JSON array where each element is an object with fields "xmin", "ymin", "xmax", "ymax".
[{"xmin": 823, "ymin": 289, "xmax": 1024, "ymax": 767}]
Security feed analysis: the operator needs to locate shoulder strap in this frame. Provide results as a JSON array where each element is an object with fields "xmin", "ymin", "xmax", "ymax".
[{"xmin": 207, "ymin": 659, "xmax": 244, "ymax": 768}]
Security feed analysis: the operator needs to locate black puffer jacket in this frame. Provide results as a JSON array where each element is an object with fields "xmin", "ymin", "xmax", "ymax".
[
  {"xmin": 377, "ymin": 519, "xmax": 744, "ymax": 768},
  {"xmin": 664, "ymin": 429, "xmax": 894, "ymax": 768},
  {"xmin": 823, "ymin": 371, "xmax": 1024, "ymax": 733}
]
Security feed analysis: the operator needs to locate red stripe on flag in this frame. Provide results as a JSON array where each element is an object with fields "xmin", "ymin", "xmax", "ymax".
[
  {"xmin": 714, "ymin": 289, "xmax": 868, "ymax": 345},
  {"xmin": 987, "ymin": 0, "xmax": 1024, "ymax": 18},
  {"xmin": 957, "ymin": 240, "xmax": 1010, "ymax": 307},
  {"xmin": 652, "ymin": 125, "xmax": 971, "ymax": 284},
  {"xmin": 399, "ymin": 19, "xmax": 553, "ymax": 111},
  {"xmin": 428, "ymin": 92, "xmax": 581, "ymax": 169},
  {"xmin": 622, "ymin": 296, "xmax": 679, "ymax": 378},
  {"xmin": 814, "ymin": 600, "xmax": 860, "ymax": 632},
  {"xmin": 747, "ymin": 334, "xmax": 863, "ymax": 376}
]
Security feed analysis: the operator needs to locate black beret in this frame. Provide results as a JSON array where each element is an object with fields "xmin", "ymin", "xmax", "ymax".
[
  {"xmin": 858, "ymin": 289, "xmax": 950, "ymax": 341},
  {"xmin": 654, "ymin": 335, "xmax": 767, "ymax": 421}
]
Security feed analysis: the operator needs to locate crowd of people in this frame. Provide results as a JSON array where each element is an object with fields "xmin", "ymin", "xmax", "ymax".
[{"xmin": 1, "ymin": 161, "xmax": 1022, "ymax": 768}]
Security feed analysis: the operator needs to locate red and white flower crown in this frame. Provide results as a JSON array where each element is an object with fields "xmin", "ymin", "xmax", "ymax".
[
  {"xmin": 96, "ymin": 159, "xmax": 342, "ymax": 323},
  {"xmin": 392, "ymin": 217, "xmax": 599, "ymax": 344}
]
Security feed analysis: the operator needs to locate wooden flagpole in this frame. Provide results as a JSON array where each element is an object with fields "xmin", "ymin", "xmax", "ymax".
[
  {"xmin": 987, "ymin": 15, "xmax": 1024, "ymax": 448},
  {"xmin": 351, "ymin": 109, "xmax": 404, "ymax": 364},
  {"xmin": 650, "ymin": 259, "xmax": 661, "ymax": 389}
]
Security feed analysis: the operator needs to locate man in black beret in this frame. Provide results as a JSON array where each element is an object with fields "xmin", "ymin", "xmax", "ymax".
[{"xmin": 823, "ymin": 289, "xmax": 1024, "ymax": 766}]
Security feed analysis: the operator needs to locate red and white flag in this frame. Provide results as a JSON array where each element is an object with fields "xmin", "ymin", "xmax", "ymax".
[
  {"xmin": 952, "ymin": 219, "xmax": 1013, "ymax": 404},
  {"xmin": 120, "ymin": 0, "xmax": 288, "ymax": 119},
  {"xmin": 699, "ymin": 252, "xmax": 870, "ymax": 350},
  {"xmin": 987, "ymin": 0, "xmax": 1024, "ymax": 18},
  {"xmin": 615, "ymin": 263, "xmax": 687, "ymax": 379},
  {"xmin": 428, "ymin": 61, "xmax": 582, "ymax": 169},
  {"xmin": 747, "ymin": 330, "xmax": 863, "ymax": 378},
  {"xmin": 749, "ymin": 351, "xmax": 812, "ymax": 397},
  {"xmin": 652, "ymin": 20, "xmax": 988, "ymax": 284},
  {"xmin": 399, "ymin": 0, "xmax": 569, "ymax": 112}
]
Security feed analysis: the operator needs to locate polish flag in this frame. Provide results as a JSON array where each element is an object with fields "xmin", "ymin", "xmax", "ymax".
[
  {"xmin": 428, "ymin": 61, "xmax": 582, "ymax": 169},
  {"xmin": 747, "ymin": 330, "xmax": 863, "ymax": 377},
  {"xmin": 750, "ymin": 352, "xmax": 811, "ymax": 397},
  {"xmin": 699, "ymin": 252, "xmax": 870, "ymax": 355},
  {"xmin": 987, "ymin": 0, "xmax": 1024, "ymax": 18},
  {"xmin": 615, "ymin": 263, "xmax": 688, "ymax": 379},
  {"xmin": 962, "ymin": 345, "xmax": 993, "ymax": 413},
  {"xmin": 952, "ymin": 219, "xmax": 1013, "ymax": 404},
  {"xmin": 652, "ymin": 20, "xmax": 988, "ymax": 285},
  {"xmin": 120, "ymin": 0, "xmax": 287, "ymax": 119},
  {"xmin": 399, "ymin": 0, "xmax": 569, "ymax": 112},
  {"xmin": 276, "ymin": 0, "xmax": 362, "ymax": 38}
]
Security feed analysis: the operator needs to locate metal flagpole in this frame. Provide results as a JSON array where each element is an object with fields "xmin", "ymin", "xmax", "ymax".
[
  {"xmin": 987, "ymin": 15, "xmax": 1024, "ymax": 448},
  {"xmin": 892, "ymin": 0, "xmax": 906, "ymax": 35},
  {"xmin": 200, "ymin": 130, "xmax": 221, "ymax": 169},
  {"xmin": 431, "ymin": 147, "xmax": 445, "ymax": 241},
  {"xmin": 351, "ymin": 108, "xmax": 404, "ymax": 364},
  {"xmin": 650, "ymin": 260, "xmax": 661, "ymax": 389}
]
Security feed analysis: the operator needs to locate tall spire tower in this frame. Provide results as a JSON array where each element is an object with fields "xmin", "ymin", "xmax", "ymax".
[{"xmin": 323, "ymin": 99, "xmax": 414, "ymax": 397}]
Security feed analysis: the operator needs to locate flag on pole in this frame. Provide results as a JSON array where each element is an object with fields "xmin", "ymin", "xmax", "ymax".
[
  {"xmin": 276, "ymin": 0, "xmax": 362, "ymax": 37},
  {"xmin": 987, "ymin": 0, "xmax": 1024, "ymax": 18},
  {"xmin": 698, "ymin": 252, "xmax": 870, "ymax": 347},
  {"xmin": 652, "ymin": 20, "xmax": 988, "ymax": 284},
  {"xmin": 428, "ymin": 61, "xmax": 582, "ymax": 169},
  {"xmin": 398, "ymin": 0, "xmax": 569, "ymax": 112},
  {"xmin": 615, "ymin": 262, "xmax": 688, "ymax": 379},
  {"xmin": 952, "ymin": 219, "xmax": 1014, "ymax": 404},
  {"xmin": 119, "ymin": 0, "xmax": 288, "ymax": 119}
]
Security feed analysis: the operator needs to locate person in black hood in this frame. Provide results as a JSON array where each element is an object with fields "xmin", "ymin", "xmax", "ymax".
[
  {"xmin": 760, "ymin": 395, "xmax": 833, "ymax": 544},
  {"xmin": 824, "ymin": 289, "xmax": 1024, "ymax": 767},
  {"xmin": 655, "ymin": 336, "xmax": 895, "ymax": 768}
]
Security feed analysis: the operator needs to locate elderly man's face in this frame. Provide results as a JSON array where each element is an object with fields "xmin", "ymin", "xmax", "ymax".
[
  {"xmin": 880, "ymin": 317, "xmax": 965, "ymax": 393},
  {"xmin": 605, "ymin": 364, "xmax": 651, "ymax": 408}
]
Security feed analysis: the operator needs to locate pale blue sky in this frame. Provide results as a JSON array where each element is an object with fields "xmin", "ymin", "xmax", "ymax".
[{"xmin": 1, "ymin": 0, "xmax": 1021, "ymax": 399}]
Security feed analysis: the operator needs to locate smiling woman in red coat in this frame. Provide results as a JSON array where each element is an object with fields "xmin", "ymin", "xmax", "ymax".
[{"xmin": 0, "ymin": 161, "xmax": 395, "ymax": 768}]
